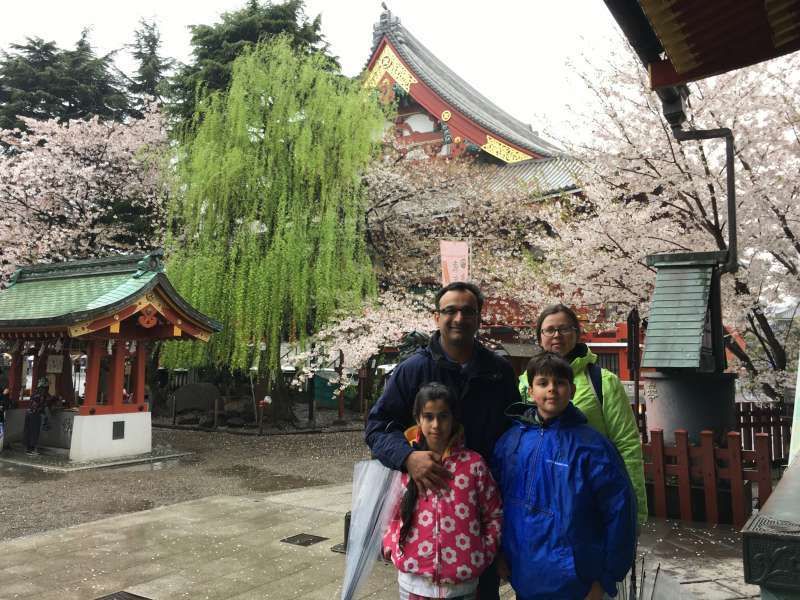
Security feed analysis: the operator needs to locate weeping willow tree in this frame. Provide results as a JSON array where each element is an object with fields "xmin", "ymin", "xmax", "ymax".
[{"xmin": 162, "ymin": 36, "xmax": 385, "ymax": 376}]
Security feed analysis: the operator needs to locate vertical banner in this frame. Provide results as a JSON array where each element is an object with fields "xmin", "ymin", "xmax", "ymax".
[{"xmin": 440, "ymin": 240, "xmax": 469, "ymax": 285}]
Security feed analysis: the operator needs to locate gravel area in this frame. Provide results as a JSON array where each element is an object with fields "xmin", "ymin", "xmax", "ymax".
[{"xmin": 0, "ymin": 427, "xmax": 372, "ymax": 542}]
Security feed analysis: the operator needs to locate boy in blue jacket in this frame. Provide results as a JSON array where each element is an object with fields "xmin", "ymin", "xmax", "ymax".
[{"xmin": 492, "ymin": 352, "xmax": 636, "ymax": 600}]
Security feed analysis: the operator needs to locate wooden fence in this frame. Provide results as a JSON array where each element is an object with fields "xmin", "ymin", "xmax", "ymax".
[
  {"xmin": 642, "ymin": 429, "xmax": 772, "ymax": 529},
  {"xmin": 736, "ymin": 402, "xmax": 793, "ymax": 464},
  {"xmin": 635, "ymin": 401, "xmax": 792, "ymax": 465}
]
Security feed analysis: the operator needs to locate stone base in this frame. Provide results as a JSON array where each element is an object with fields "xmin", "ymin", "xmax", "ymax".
[{"xmin": 69, "ymin": 413, "xmax": 152, "ymax": 462}]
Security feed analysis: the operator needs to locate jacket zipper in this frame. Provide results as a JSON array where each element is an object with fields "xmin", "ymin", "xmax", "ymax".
[
  {"xmin": 526, "ymin": 425, "xmax": 546, "ymax": 509},
  {"xmin": 433, "ymin": 486, "xmax": 441, "ymax": 593}
]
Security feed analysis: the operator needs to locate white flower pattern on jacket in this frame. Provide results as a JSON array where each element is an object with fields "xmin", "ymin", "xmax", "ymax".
[{"xmin": 382, "ymin": 434, "xmax": 503, "ymax": 588}]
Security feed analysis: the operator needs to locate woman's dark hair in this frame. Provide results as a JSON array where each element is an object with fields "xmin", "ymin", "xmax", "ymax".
[
  {"xmin": 399, "ymin": 382, "xmax": 455, "ymax": 548},
  {"xmin": 535, "ymin": 303, "xmax": 581, "ymax": 344},
  {"xmin": 525, "ymin": 351, "xmax": 575, "ymax": 387}
]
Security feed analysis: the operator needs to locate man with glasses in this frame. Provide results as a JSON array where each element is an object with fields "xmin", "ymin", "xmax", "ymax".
[{"xmin": 366, "ymin": 281, "xmax": 518, "ymax": 600}]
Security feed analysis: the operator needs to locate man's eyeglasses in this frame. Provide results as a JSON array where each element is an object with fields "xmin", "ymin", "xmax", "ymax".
[
  {"xmin": 541, "ymin": 326, "xmax": 577, "ymax": 337},
  {"xmin": 436, "ymin": 306, "xmax": 479, "ymax": 318}
]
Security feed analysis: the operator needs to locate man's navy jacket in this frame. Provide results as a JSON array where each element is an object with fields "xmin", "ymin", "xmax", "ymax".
[{"xmin": 365, "ymin": 332, "xmax": 520, "ymax": 469}]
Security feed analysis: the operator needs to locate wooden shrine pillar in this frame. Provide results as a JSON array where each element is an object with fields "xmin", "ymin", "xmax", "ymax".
[
  {"xmin": 133, "ymin": 342, "xmax": 147, "ymax": 405},
  {"xmin": 83, "ymin": 340, "xmax": 103, "ymax": 408},
  {"xmin": 107, "ymin": 341, "xmax": 125, "ymax": 408},
  {"xmin": 8, "ymin": 349, "xmax": 22, "ymax": 402}
]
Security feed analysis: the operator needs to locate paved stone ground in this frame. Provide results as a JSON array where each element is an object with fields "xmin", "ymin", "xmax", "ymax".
[
  {"xmin": 0, "ymin": 422, "xmax": 760, "ymax": 600},
  {"xmin": 0, "ymin": 481, "xmax": 758, "ymax": 600}
]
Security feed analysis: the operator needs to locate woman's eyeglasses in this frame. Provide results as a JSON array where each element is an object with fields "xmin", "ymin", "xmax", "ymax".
[{"xmin": 540, "ymin": 326, "xmax": 577, "ymax": 337}]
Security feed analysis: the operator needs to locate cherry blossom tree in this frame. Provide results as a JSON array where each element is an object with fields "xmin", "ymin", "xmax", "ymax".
[
  {"xmin": 0, "ymin": 107, "xmax": 168, "ymax": 279},
  {"xmin": 535, "ymin": 47, "xmax": 800, "ymax": 401}
]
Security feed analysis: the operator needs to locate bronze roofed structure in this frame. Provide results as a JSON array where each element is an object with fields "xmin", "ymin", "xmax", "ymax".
[{"xmin": 0, "ymin": 251, "xmax": 221, "ymax": 462}]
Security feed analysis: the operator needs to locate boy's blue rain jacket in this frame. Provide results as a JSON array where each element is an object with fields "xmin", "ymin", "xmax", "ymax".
[{"xmin": 492, "ymin": 402, "xmax": 637, "ymax": 599}]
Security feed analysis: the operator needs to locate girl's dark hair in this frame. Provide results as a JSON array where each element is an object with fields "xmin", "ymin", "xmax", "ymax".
[
  {"xmin": 535, "ymin": 303, "xmax": 581, "ymax": 344},
  {"xmin": 399, "ymin": 382, "xmax": 455, "ymax": 548},
  {"xmin": 525, "ymin": 351, "xmax": 575, "ymax": 387}
]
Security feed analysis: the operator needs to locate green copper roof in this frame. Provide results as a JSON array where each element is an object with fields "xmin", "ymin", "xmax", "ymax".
[
  {"xmin": 0, "ymin": 271, "xmax": 157, "ymax": 321},
  {"xmin": 0, "ymin": 251, "xmax": 221, "ymax": 332},
  {"xmin": 642, "ymin": 265, "xmax": 713, "ymax": 369}
]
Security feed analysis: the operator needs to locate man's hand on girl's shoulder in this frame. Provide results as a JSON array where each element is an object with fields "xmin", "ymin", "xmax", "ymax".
[{"xmin": 404, "ymin": 450, "xmax": 451, "ymax": 495}]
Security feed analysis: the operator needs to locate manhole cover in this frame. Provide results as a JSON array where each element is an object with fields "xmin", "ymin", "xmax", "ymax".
[
  {"xmin": 95, "ymin": 593, "xmax": 153, "ymax": 600},
  {"xmin": 281, "ymin": 533, "xmax": 329, "ymax": 547}
]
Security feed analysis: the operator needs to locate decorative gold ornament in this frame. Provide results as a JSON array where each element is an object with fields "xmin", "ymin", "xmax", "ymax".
[
  {"xmin": 441, "ymin": 110, "xmax": 452, "ymax": 122},
  {"xmin": 454, "ymin": 136, "xmax": 462, "ymax": 144},
  {"xmin": 481, "ymin": 135, "xmax": 531, "ymax": 163},
  {"xmin": 364, "ymin": 44, "xmax": 417, "ymax": 92}
]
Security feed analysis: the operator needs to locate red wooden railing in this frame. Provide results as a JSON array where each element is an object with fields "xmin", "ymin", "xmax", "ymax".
[
  {"xmin": 642, "ymin": 429, "xmax": 773, "ymax": 529},
  {"xmin": 635, "ymin": 401, "xmax": 792, "ymax": 465}
]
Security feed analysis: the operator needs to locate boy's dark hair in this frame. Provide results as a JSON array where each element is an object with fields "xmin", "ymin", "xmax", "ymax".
[
  {"xmin": 400, "ymin": 382, "xmax": 456, "ymax": 547},
  {"xmin": 535, "ymin": 303, "xmax": 581, "ymax": 343},
  {"xmin": 434, "ymin": 281, "xmax": 484, "ymax": 313},
  {"xmin": 525, "ymin": 351, "xmax": 575, "ymax": 387}
]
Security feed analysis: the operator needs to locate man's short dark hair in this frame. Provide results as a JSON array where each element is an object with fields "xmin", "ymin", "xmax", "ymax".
[
  {"xmin": 434, "ymin": 281, "xmax": 484, "ymax": 313},
  {"xmin": 525, "ymin": 351, "xmax": 574, "ymax": 386}
]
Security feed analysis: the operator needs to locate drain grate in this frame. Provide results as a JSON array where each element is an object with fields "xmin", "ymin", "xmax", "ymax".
[
  {"xmin": 281, "ymin": 533, "xmax": 329, "ymax": 547},
  {"xmin": 95, "ymin": 593, "xmax": 153, "ymax": 600}
]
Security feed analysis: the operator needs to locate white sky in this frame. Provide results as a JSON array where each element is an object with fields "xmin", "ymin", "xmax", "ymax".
[{"xmin": 0, "ymin": 0, "xmax": 625, "ymax": 142}]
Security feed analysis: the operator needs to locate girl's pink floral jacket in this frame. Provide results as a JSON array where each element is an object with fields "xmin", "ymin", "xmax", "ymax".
[{"xmin": 382, "ymin": 426, "xmax": 503, "ymax": 587}]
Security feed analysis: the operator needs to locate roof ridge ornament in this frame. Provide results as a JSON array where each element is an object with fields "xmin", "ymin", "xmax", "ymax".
[{"xmin": 134, "ymin": 249, "xmax": 165, "ymax": 278}]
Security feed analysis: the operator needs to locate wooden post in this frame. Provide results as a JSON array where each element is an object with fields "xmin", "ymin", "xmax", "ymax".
[
  {"xmin": 754, "ymin": 433, "xmax": 772, "ymax": 506},
  {"xmin": 700, "ymin": 430, "xmax": 719, "ymax": 524},
  {"xmin": 336, "ymin": 349, "xmax": 345, "ymax": 422},
  {"xmin": 741, "ymin": 403, "xmax": 752, "ymax": 450},
  {"xmin": 107, "ymin": 340, "xmax": 125, "ymax": 407},
  {"xmin": 727, "ymin": 432, "xmax": 746, "ymax": 529},
  {"xmin": 674, "ymin": 429, "xmax": 693, "ymax": 522},
  {"xmin": 83, "ymin": 340, "xmax": 103, "ymax": 408},
  {"xmin": 133, "ymin": 342, "xmax": 147, "ymax": 405},
  {"xmin": 8, "ymin": 349, "xmax": 22, "ymax": 402},
  {"xmin": 771, "ymin": 406, "xmax": 782, "ymax": 463},
  {"xmin": 650, "ymin": 429, "xmax": 668, "ymax": 519}
]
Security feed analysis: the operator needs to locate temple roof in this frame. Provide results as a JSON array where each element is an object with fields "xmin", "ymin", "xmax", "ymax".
[
  {"xmin": 370, "ymin": 11, "xmax": 565, "ymax": 158},
  {"xmin": 367, "ymin": 10, "xmax": 582, "ymax": 196},
  {"xmin": 485, "ymin": 156, "xmax": 583, "ymax": 195},
  {"xmin": 0, "ymin": 251, "xmax": 222, "ymax": 334}
]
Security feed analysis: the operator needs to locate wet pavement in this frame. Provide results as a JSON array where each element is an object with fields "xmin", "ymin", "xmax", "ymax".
[
  {"xmin": 637, "ymin": 519, "xmax": 760, "ymax": 599},
  {"xmin": 0, "ymin": 480, "xmax": 758, "ymax": 600}
]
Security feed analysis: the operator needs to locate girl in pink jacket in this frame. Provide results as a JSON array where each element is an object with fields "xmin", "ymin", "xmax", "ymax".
[{"xmin": 383, "ymin": 382, "xmax": 503, "ymax": 600}]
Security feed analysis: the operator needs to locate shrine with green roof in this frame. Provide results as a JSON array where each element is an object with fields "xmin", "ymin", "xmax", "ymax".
[{"xmin": 0, "ymin": 251, "xmax": 221, "ymax": 462}]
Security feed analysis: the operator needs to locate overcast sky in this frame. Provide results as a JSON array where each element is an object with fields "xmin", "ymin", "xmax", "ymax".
[{"xmin": 0, "ymin": 0, "xmax": 625, "ymax": 141}]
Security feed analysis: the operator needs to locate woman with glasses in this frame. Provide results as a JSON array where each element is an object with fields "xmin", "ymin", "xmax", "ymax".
[{"xmin": 517, "ymin": 304, "xmax": 648, "ymax": 524}]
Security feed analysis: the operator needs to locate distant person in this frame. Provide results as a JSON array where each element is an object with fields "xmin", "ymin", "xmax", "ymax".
[
  {"xmin": 366, "ymin": 282, "xmax": 519, "ymax": 600},
  {"xmin": 0, "ymin": 387, "xmax": 10, "ymax": 450},
  {"xmin": 518, "ymin": 304, "xmax": 647, "ymax": 523},
  {"xmin": 383, "ymin": 383, "xmax": 502, "ymax": 600},
  {"xmin": 494, "ymin": 352, "xmax": 637, "ymax": 599},
  {"xmin": 23, "ymin": 378, "xmax": 49, "ymax": 455}
]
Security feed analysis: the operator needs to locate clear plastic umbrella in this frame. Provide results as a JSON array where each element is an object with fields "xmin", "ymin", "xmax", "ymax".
[{"xmin": 340, "ymin": 459, "xmax": 403, "ymax": 600}]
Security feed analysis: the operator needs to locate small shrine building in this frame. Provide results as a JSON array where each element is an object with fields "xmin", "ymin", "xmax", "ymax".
[{"xmin": 0, "ymin": 251, "xmax": 221, "ymax": 461}]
